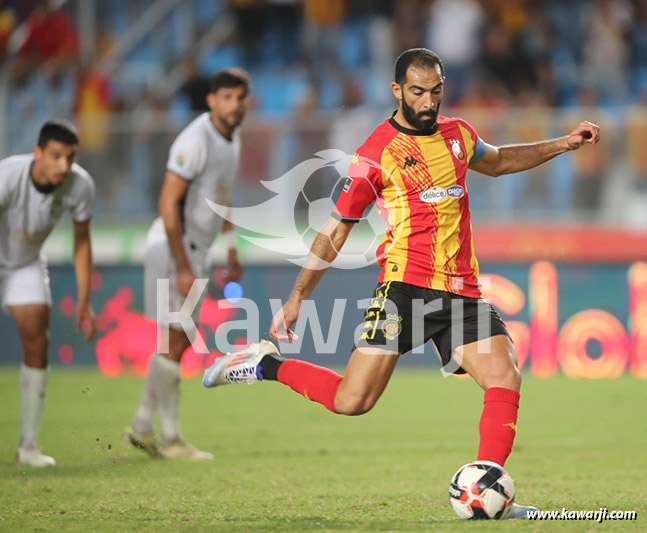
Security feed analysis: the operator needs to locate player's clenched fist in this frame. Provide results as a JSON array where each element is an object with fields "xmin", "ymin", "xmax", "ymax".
[{"xmin": 567, "ymin": 121, "xmax": 600, "ymax": 150}]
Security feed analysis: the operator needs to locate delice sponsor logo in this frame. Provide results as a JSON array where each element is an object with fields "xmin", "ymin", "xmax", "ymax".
[{"xmin": 419, "ymin": 186, "xmax": 446, "ymax": 203}]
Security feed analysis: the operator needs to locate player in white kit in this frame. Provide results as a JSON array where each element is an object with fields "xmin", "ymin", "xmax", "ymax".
[
  {"xmin": 0, "ymin": 120, "xmax": 96, "ymax": 467},
  {"xmin": 126, "ymin": 69, "xmax": 249, "ymax": 460}
]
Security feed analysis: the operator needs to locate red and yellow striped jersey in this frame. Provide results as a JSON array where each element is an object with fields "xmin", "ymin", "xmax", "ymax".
[{"xmin": 333, "ymin": 114, "xmax": 486, "ymax": 298}]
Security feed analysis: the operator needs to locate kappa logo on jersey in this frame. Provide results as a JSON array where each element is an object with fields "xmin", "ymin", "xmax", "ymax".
[
  {"xmin": 450, "ymin": 140, "xmax": 466, "ymax": 162},
  {"xmin": 403, "ymin": 155, "xmax": 419, "ymax": 169},
  {"xmin": 446, "ymin": 185, "xmax": 465, "ymax": 198},
  {"xmin": 351, "ymin": 153, "xmax": 360, "ymax": 166},
  {"xmin": 342, "ymin": 177, "xmax": 353, "ymax": 193},
  {"xmin": 420, "ymin": 186, "xmax": 447, "ymax": 203}
]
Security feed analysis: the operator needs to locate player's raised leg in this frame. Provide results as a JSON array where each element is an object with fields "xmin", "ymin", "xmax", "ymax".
[
  {"xmin": 11, "ymin": 303, "xmax": 56, "ymax": 467},
  {"xmin": 205, "ymin": 342, "xmax": 400, "ymax": 416}
]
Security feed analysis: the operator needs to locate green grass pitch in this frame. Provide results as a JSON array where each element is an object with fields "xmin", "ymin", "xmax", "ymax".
[{"xmin": 0, "ymin": 368, "xmax": 645, "ymax": 531}]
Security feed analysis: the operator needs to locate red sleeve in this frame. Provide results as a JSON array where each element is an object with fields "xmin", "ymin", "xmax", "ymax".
[{"xmin": 332, "ymin": 148, "xmax": 384, "ymax": 223}]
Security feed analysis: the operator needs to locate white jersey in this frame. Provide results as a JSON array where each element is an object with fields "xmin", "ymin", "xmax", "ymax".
[
  {"xmin": 0, "ymin": 154, "xmax": 95, "ymax": 269},
  {"xmin": 161, "ymin": 112, "xmax": 241, "ymax": 249}
]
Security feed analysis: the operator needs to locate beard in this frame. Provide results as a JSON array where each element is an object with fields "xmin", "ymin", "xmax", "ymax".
[
  {"xmin": 219, "ymin": 111, "xmax": 244, "ymax": 129},
  {"xmin": 401, "ymin": 97, "xmax": 439, "ymax": 131}
]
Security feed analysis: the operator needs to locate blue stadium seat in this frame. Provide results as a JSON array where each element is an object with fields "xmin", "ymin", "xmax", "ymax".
[
  {"xmin": 252, "ymin": 71, "xmax": 308, "ymax": 115},
  {"xmin": 200, "ymin": 47, "xmax": 242, "ymax": 75}
]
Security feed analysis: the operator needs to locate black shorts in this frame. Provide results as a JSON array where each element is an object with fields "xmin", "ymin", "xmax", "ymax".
[{"xmin": 355, "ymin": 281, "xmax": 510, "ymax": 374}]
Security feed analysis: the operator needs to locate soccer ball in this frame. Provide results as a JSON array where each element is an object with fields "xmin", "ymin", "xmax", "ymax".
[{"xmin": 449, "ymin": 461, "xmax": 515, "ymax": 519}]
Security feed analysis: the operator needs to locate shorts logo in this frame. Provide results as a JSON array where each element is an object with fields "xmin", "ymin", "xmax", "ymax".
[
  {"xmin": 446, "ymin": 185, "xmax": 465, "ymax": 198},
  {"xmin": 420, "ymin": 186, "xmax": 446, "ymax": 203},
  {"xmin": 342, "ymin": 177, "xmax": 353, "ymax": 193},
  {"xmin": 450, "ymin": 139, "xmax": 465, "ymax": 161},
  {"xmin": 382, "ymin": 314, "xmax": 402, "ymax": 340}
]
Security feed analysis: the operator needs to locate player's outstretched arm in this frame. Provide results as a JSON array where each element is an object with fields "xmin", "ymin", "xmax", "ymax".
[
  {"xmin": 469, "ymin": 121, "xmax": 601, "ymax": 177},
  {"xmin": 73, "ymin": 220, "xmax": 96, "ymax": 341},
  {"xmin": 269, "ymin": 217, "xmax": 353, "ymax": 343}
]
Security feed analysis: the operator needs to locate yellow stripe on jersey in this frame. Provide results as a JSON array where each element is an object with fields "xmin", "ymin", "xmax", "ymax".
[
  {"xmin": 417, "ymin": 134, "xmax": 461, "ymax": 292},
  {"xmin": 379, "ymin": 140, "xmax": 411, "ymax": 282}
]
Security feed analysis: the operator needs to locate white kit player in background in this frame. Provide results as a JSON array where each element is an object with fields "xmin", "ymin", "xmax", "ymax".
[
  {"xmin": 0, "ymin": 120, "xmax": 96, "ymax": 467},
  {"xmin": 126, "ymin": 68, "xmax": 249, "ymax": 460}
]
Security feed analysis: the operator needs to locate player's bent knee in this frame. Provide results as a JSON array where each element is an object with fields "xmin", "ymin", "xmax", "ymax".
[
  {"xmin": 334, "ymin": 391, "xmax": 377, "ymax": 416},
  {"xmin": 485, "ymin": 365, "xmax": 521, "ymax": 392}
]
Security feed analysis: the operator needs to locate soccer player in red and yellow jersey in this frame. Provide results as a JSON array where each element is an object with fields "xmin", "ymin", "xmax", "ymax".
[{"xmin": 204, "ymin": 49, "xmax": 600, "ymax": 517}]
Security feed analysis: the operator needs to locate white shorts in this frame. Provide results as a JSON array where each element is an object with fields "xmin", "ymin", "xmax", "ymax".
[
  {"xmin": 144, "ymin": 220, "xmax": 209, "ymax": 331},
  {"xmin": 0, "ymin": 256, "xmax": 52, "ymax": 310}
]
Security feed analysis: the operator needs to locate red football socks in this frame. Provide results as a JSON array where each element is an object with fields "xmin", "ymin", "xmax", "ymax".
[
  {"xmin": 477, "ymin": 387, "xmax": 520, "ymax": 467},
  {"xmin": 277, "ymin": 359, "xmax": 342, "ymax": 413}
]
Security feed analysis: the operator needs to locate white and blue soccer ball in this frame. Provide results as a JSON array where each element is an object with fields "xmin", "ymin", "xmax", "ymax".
[{"xmin": 449, "ymin": 461, "xmax": 516, "ymax": 519}]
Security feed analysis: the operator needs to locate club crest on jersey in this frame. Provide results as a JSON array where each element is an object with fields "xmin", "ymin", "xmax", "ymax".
[
  {"xmin": 382, "ymin": 314, "xmax": 403, "ymax": 340},
  {"xmin": 450, "ymin": 139, "xmax": 466, "ymax": 161}
]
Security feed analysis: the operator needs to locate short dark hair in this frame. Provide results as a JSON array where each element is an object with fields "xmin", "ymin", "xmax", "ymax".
[
  {"xmin": 209, "ymin": 68, "xmax": 250, "ymax": 94},
  {"xmin": 38, "ymin": 119, "xmax": 79, "ymax": 148},
  {"xmin": 394, "ymin": 48, "xmax": 444, "ymax": 85}
]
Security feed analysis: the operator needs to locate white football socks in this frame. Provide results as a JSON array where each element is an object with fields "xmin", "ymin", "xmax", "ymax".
[
  {"xmin": 19, "ymin": 364, "xmax": 49, "ymax": 449},
  {"xmin": 151, "ymin": 355, "xmax": 182, "ymax": 443},
  {"xmin": 131, "ymin": 353, "xmax": 159, "ymax": 434},
  {"xmin": 132, "ymin": 354, "xmax": 182, "ymax": 443}
]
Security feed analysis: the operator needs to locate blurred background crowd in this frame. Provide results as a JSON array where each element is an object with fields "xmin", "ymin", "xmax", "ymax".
[{"xmin": 1, "ymin": 0, "xmax": 646, "ymax": 226}]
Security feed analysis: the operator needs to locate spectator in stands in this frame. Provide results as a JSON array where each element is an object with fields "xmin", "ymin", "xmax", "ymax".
[
  {"xmin": 425, "ymin": 0, "xmax": 485, "ymax": 102},
  {"xmin": 568, "ymin": 88, "xmax": 610, "ymax": 212},
  {"xmin": 265, "ymin": 0, "xmax": 299, "ymax": 66},
  {"xmin": 392, "ymin": 0, "xmax": 427, "ymax": 54},
  {"xmin": 178, "ymin": 55, "xmax": 210, "ymax": 113},
  {"xmin": 329, "ymin": 76, "xmax": 372, "ymax": 153},
  {"xmin": 631, "ymin": 0, "xmax": 647, "ymax": 94},
  {"xmin": 581, "ymin": 0, "xmax": 633, "ymax": 102},
  {"xmin": 228, "ymin": 0, "xmax": 265, "ymax": 67},
  {"xmin": 13, "ymin": 1, "xmax": 79, "ymax": 85},
  {"xmin": 0, "ymin": 1, "xmax": 15, "ymax": 61},
  {"xmin": 302, "ymin": 0, "xmax": 345, "ymax": 83}
]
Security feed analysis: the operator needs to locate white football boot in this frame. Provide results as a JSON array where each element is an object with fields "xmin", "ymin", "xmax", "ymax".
[
  {"xmin": 160, "ymin": 439, "xmax": 214, "ymax": 460},
  {"xmin": 15, "ymin": 445, "xmax": 56, "ymax": 467},
  {"xmin": 506, "ymin": 503, "xmax": 539, "ymax": 519},
  {"xmin": 124, "ymin": 425, "xmax": 161, "ymax": 458},
  {"xmin": 203, "ymin": 340, "xmax": 279, "ymax": 388}
]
